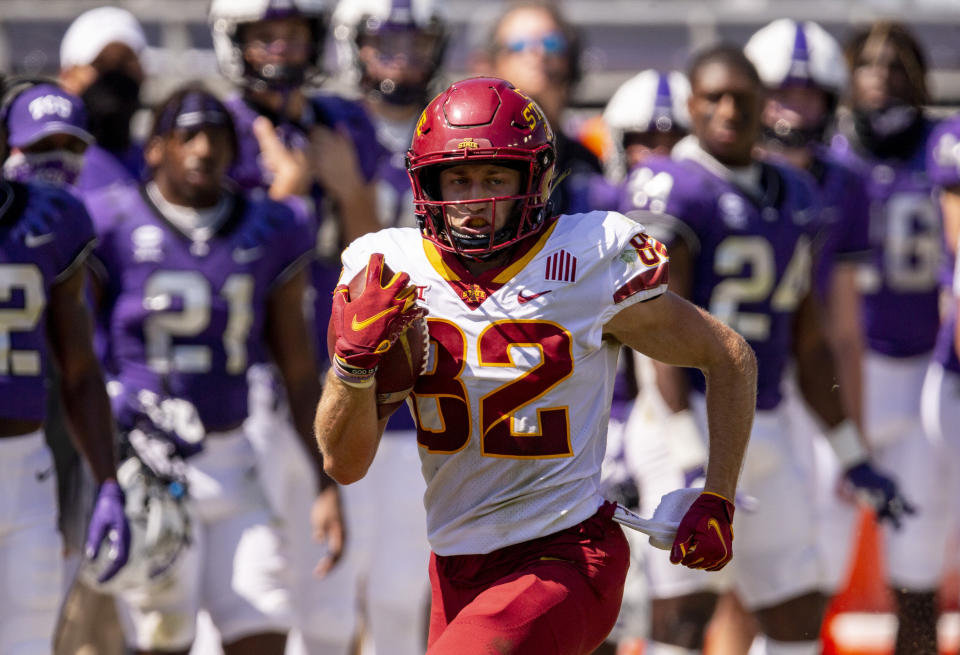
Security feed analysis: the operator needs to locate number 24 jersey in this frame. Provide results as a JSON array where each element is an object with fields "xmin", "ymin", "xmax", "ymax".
[{"xmin": 340, "ymin": 211, "xmax": 668, "ymax": 556}]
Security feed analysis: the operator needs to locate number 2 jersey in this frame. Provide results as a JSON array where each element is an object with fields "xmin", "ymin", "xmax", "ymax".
[
  {"xmin": 339, "ymin": 212, "xmax": 668, "ymax": 556},
  {"xmin": 86, "ymin": 183, "xmax": 313, "ymax": 431},
  {"xmin": 0, "ymin": 181, "xmax": 95, "ymax": 421}
]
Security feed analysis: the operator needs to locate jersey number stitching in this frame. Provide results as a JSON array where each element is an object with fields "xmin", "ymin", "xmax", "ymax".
[{"xmin": 411, "ymin": 318, "xmax": 575, "ymax": 458}]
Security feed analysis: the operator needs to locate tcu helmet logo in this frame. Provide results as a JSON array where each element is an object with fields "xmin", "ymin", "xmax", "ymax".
[{"xmin": 28, "ymin": 94, "xmax": 73, "ymax": 121}]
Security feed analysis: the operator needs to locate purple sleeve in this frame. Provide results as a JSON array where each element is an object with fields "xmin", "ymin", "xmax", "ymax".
[
  {"xmin": 257, "ymin": 199, "xmax": 316, "ymax": 287},
  {"xmin": 618, "ymin": 157, "xmax": 709, "ymax": 254},
  {"xmin": 29, "ymin": 185, "xmax": 97, "ymax": 279},
  {"xmin": 310, "ymin": 94, "xmax": 381, "ymax": 183},
  {"xmin": 928, "ymin": 116, "xmax": 960, "ymax": 189}
]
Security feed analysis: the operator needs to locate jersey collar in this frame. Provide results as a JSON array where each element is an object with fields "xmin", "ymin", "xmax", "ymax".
[{"xmin": 422, "ymin": 216, "xmax": 560, "ymax": 310}]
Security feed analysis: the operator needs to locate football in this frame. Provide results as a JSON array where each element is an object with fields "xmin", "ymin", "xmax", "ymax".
[{"xmin": 327, "ymin": 260, "xmax": 429, "ymax": 419}]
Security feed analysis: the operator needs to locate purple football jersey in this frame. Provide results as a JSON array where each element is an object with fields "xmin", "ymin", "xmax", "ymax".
[
  {"xmin": 0, "ymin": 180, "xmax": 96, "ymax": 421},
  {"xmin": 830, "ymin": 121, "xmax": 942, "ymax": 358},
  {"xmin": 224, "ymin": 92, "xmax": 380, "ymax": 367},
  {"xmin": 621, "ymin": 153, "xmax": 819, "ymax": 411},
  {"xmin": 809, "ymin": 147, "xmax": 871, "ymax": 299},
  {"xmin": 74, "ymin": 143, "xmax": 146, "ymax": 193},
  {"xmin": 926, "ymin": 115, "xmax": 960, "ymax": 374},
  {"xmin": 87, "ymin": 184, "xmax": 313, "ymax": 431}
]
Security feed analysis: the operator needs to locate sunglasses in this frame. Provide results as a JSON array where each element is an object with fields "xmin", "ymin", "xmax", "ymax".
[{"xmin": 500, "ymin": 31, "xmax": 568, "ymax": 56}]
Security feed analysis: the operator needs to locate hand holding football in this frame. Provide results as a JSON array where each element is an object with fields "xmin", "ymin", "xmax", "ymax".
[{"xmin": 328, "ymin": 256, "xmax": 428, "ymax": 418}]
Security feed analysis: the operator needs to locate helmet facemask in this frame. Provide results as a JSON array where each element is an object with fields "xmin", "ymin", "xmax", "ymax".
[
  {"xmin": 406, "ymin": 77, "xmax": 558, "ymax": 261},
  {"xmin": 409, "ymin": 149, "xmax": 554, "ymax": 260},
  {"xmin": 354, "ymin": 19, "xmax": 447, "ymax": 107}
]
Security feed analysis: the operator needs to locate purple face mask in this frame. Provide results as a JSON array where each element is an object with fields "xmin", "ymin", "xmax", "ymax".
[{"xmin": 3, "ymin": 150, "xmax": 86, "ymax": 187}]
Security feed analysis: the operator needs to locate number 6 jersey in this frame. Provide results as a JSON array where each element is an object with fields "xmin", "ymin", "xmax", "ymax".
[{"xmin": 339, "ymin": 211, "xmax": 668, "ymax": 556}]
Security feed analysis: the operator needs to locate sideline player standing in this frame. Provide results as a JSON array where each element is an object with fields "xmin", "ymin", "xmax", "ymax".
[
  {"xmin": 922, "ymin": 109, "xmax": 960, "ymax": 642},
  {"xmin": 832, "ymin": 22, "xmax": 948, "ymax": 655},
  {"xmin": 0, "ymin": 132, "xmax": 130, "ymax": 651},
  {"xmin": 316, "ymin": 76, "xmax": 758, "ymax": 655},
  {"xmin": 58, "ymin": 6, "xmax": 149, "ymax": 191},
  {"xmin": 285, "ymin": 1, "xmax": 453, "ymax": 653},
  {"xmin": 86, "ymin": 86, "xmax": 327, "ymax": 655},
  {"xmin": 621, "ymin": 46, "xmax": 910, "ymax": 655},
  {"xmin": 207, "ymin": 4, "xmax": 369, "ymax": 648},
  {"xmin": 472, "ymin": 1, "xmax": 607, "ymax": 215},
  {"xmin": 595, "ymin": 67, "xmax": 693, "ymax": 655}
]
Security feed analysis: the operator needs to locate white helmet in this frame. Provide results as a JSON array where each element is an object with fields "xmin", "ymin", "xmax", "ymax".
[
  {"xmin": 603, "ymin": 70, "xmax": 690, "ymax": 179},
  {"xmin": 744, "ymin": 19, "xmax": 847, "ymax": 96},
  {"xmin": 209, "ymin": 0, "xmax": 328, "ymax": 89},
  {"xmin": 330, "ymin": 0, "xmax": 447, "ymax": 105},
  {"xmin": 79, "ymin": 456, "xmax": 191, "ymax": 594}
]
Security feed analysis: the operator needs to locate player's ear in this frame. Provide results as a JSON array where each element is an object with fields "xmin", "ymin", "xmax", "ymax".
[{"xmin": 144, "ymin": 136, "xmax": 165, "ymax": 169}]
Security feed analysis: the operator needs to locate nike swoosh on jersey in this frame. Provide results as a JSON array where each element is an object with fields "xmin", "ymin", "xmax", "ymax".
[
  {"xmin": 233, "ymin": 246, "xmax": 263, "ymax": 263},
  {"xmin": 517, "ymin": 289, "xmax": 553, "ymax": 304},
  {"xmin": 25, "ymin": 232, "xmax": 55, "ymax": 248},
  {"xmin": 351, "ymin": 306, "xmax": 399, "ymax": 331}
]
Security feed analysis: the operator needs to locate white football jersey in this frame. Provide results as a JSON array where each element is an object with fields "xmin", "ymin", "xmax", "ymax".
[{"xmin": 340, "ymin": 211, "xmax": 668, "ymax": 555}]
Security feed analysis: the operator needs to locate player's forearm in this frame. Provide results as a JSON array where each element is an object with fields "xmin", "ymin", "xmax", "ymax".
[
  {"xmin": 314, "ymin": 368, "xmax": 380, "ymax": 484},
  {"xmin": 796, "ymin": 336, "xmax": 846, "ymax": 429},
  {"xmin": 286, "ymin": 374, "xmax": 337, "ymax": 491},
  {"xmin": 652, "ymin": 360, "xmax": 693, "ymax": 413},
  {"xmin": 701, "ymin": 330, "xmax": 756, "ymax": 500},
  {"xmin": 60, "ymin": 366, "xmax": 118, "ymax": 485},
  {"xmin": 824, "ymin": 266, "xmax": 866, "ymax": 430}
]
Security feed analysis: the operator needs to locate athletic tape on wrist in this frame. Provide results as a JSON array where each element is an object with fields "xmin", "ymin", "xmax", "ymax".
[{"xmin": 826, "ymin": 419, "xmax": 868, "ymax": 469}]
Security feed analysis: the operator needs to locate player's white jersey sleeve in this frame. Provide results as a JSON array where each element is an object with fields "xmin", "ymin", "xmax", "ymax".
[{"xmin": 337, "ymin": 214, "xmax": 669, "ymax": 555}]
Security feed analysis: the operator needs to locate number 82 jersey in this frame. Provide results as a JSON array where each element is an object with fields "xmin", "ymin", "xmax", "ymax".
[{"xmin": 339, "ymin": 211, "xmax": 668, "ymax": 556}]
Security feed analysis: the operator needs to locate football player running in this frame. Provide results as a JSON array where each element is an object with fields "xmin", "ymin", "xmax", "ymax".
[
  {"xmin": 831, "ymin": 22, "xmax": 949, "ymax": 655},
  {"xmin": 316, "ymin": 76, "xmax": 758, "ymax": 655},
  {"xmin": 0, "ymin": 91, "xmax": 130, "ymax": 651},
  {"xmin": 85, "ymin": 86, "xmax": 328, "ymax": 655},
  {"xmin": 620, "ymin": 45, "xmax": 910, "ymax": 655}
]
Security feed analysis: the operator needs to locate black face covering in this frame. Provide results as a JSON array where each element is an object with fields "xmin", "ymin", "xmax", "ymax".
[
  {"xmin": 852, "ymin": 104, "xmax": 926, "ymax": 159},
  {"xmin": 82, "ymin": 69, "xmax": 141, "ymax": 153},
  {"xmin": 761, "ymin": 120, "xmax": 827, "ymax": 151}
]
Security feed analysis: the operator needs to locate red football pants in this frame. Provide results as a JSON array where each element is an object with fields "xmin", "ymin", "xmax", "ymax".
[{"xmin": 427, "ymin": 502, "xmax": 629, "ymax": 655}]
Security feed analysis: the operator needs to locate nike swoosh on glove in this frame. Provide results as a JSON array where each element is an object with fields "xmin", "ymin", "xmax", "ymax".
[
  {"xmin": 85, "ymin": 480, "xmax": 132, "ymax": 583},
  {"xmin": 331, "ymin": 253, "xmax": 426, "ymax": 374},
  {"xmin": 670, "ymin": 491, "xmax": 735, "ymax": 571},
  {"xmin": 844, "ymin": 462, "xmax": 916, "ymax": 530}
]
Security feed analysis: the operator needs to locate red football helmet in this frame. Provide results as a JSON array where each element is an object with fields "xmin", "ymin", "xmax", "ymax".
[{"xmin": 406, "ymin": 77, "xmax": 556, "ymax": 258}]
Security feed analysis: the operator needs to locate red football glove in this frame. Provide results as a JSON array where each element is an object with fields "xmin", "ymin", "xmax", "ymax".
[
  {"xmin": 331, "ymin": 253, "xmax": 425, "ymax": 385},
  {"xmin": 670, "ymin": 492, "xmax": 735, "ymax": 571}
]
